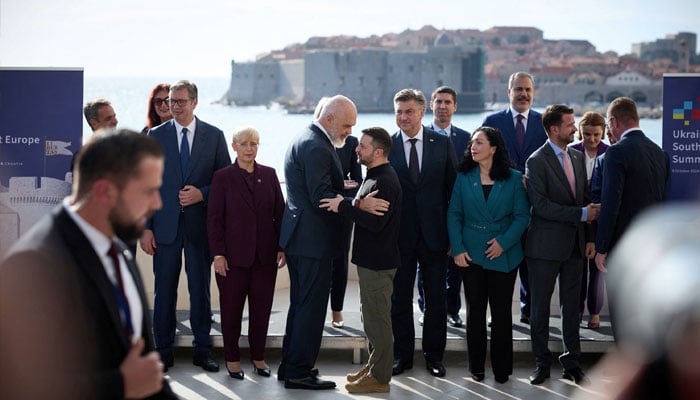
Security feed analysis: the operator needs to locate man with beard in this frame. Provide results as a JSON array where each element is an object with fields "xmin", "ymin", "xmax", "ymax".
[
  {"xmin": 524, "ymin": 105, "xmax": 599, "ymax": 385},
  {"xmin": 320, "ymin": 127, "xmax": 402, "ymax": 393},
  {"xmin": 278, "ymin": 95, "xmax": 388, "ymax": 390},
  {"xmin": 0, "ymin": 130, "xmax": 176, "ymax": 399},
  {"xmin": 482, "ymin": 72, "xmax": 547, "ymax": 325}
]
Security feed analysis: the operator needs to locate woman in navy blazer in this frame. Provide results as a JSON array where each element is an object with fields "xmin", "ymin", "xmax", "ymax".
[
  {"xmin": 568, "ymin": 112, "xmax": 609, "ymax": 329},
  {"xmin": 447, "ymin": 126, "xmax": 530, "ymax": 383},
  {"xmin": 207, "ymin": 127, "xmax": 286, "ymax": 379}
]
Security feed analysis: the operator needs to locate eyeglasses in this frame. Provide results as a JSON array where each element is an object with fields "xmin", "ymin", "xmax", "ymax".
[
  {"xmin": 169, "ymin": 98, "xmax": 191, "ymax": 107},
  {"xmin": 236, "ymin": 142, "xmax": 259, "ymax": 148},
  {"xmin": 153, "ymin": 97, "xmax": 169, "ymax": 107}
]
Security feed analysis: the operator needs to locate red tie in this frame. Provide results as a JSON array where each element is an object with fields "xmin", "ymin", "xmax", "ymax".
[{"xmin": 562, "ymin": 150, "xmax": 576, "ymax": 199}]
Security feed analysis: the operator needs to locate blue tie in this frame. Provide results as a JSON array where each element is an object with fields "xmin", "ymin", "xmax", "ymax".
[
  {"xmin": 180, "ymin": 128, "xmax": 190, "ymax": 180},
  {"xmin": 438, "ymin": 129, "xmax": 447, "ymax": 136}
]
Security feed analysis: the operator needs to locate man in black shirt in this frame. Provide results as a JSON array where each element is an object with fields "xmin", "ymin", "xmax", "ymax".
[{"xmin": 320, "ymin": 127, "xmax": 402, "ymax": 394}]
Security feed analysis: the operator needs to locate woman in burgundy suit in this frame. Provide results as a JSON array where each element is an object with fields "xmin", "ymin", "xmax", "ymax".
[{"xmin": 207, "ymin": 126, "xmax": 286, "ymax": 379}]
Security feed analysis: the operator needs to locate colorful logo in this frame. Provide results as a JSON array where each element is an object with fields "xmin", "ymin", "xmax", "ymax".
[{"xmin": 672, "ymin": 97, "xmax": 700, "ymax": 126}]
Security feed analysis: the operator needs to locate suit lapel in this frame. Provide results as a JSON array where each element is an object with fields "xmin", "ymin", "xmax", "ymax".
[
  {"xmin": 233, "ymin": 163, "xmax": 255, "ymax": 211},
  {"xmin": 523, "ymin": 110, "xmax": 539, "ymax": 155},
  {"xmin": 56, "ymin": 209, "xmax": 130, "ymax": 348},
  {"xmin": 114, "ymin": 239, "xmax": 151, "ymax": 341},
  {"xmin": 163, "ymin": 121, "xmax": 184, "ymax": 184},
  {"xmin": 419, "ymin": 129, "xmax": 437, "ymax": 185},
  {"xmin": 569, "ymin": 149, "xmax": 586, "ymax": 201},
  {"xmin": 466, "ymin": 170, "xmax": 491, "ymax": 217},
  {"xmin": 185, "ymin": 117, "xmax": 209, "ymax": 181},
  {"xmin": 311, "ymin": 125, "xmax": 344, "ymax": 179},
  {"xmin": 543, "ymin": 144, "xmax": 575, "ymax": 199}
]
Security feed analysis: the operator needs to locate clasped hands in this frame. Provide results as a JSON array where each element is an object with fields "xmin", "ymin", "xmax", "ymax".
[
  {"xmin": 319, "ymin": 190, "xmax": 389, "ymax": 215},
  {"xmin": 179, "ymin": 185, "xmax": 203, "ymax": 207},
  {"xmin": 453, "ymin": 238, "xmax": 504, "ymax": 267}
]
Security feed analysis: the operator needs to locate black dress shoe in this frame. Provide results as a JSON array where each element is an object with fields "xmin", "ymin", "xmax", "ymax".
[
  {"xmin": 253, "ymin": 365, "xmax": 271, "ymax": 377},
  {"xmin": 520, "ymin": 315, "xmax": 530, "ymax": 324},
  {"xmin": 392, "ymin": 360, "xmax": 413, "ymax": 376},
  {"xmin": 471, "ymin": 372, "xmax": 485, "ymax": 381},
  {"xmin": 226, "ymin": 367, "xmax": 244, "ymax": 380},
  {"xmin": 193, "ymin": 353, "xmax": 220, "ymax": 372},
  {"xmin": 284, "ymin": 376, "xmax": 336, "ymax": 390},
  {"xmin": 426, "ymin": 360, "xmax": 446, "ymax": 377},
  {"xmin": 495, "ymin": 375, "xmax": 509, "ymax": 383},
  {"xmin": 563, "ymin": 367, "xmax": 589, "ymax": 384},
  {"xmin": 529, "ymin": 366, "xmax": 550, "ymax": 385},
  {"xmin": 160, "ymin": 352, "xmax": 174, "ymax": 373},
  {"xmin": 278, "ymin": 367, "xmax": 318, "ymax": 381},
  {"xmin": 447, "ymin": 313, "xmax": 464, "ymax": 327}
]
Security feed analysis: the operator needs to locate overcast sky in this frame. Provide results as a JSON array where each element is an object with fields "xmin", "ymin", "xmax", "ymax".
[{"xmin": 1, "ymin": 0, "xmax": 699, "ymax": 78}]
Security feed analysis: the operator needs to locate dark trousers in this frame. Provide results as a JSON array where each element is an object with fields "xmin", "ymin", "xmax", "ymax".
[
  {"xmin": 462, "ymin": 265, "xmax": 517, "ymax": 377},
  {"xmin": 446, "ymin": 259, "xmax": 462, "ymax": 316},
  {"xmin": 518, "ymin": 232, "xmax": 530, "ymax": 317},
  {"xmin": 330, "ymin": 219, "xmax": 352, "ymax": 312},
  {"xmin": 279, "ymin": 255, "xmax": 332, "ymax": 379},
  {"xmin": 518, "ymin": 259, "xmax": 531, "ymax": 317},
  {"xmin": 216, "ymin": 259, "xmax": 277, "ymax": 362},
  {"xmin": 527, "ymin": 255, "xmax": 582, "ymax": 370},
  {"xmin": 392, "ymin": 238, "xmax": 447, "ymax": 363},
  {"xmin": 579, "ymin": 257, "xmax": 605, "ymax": 315},
  {"xmin": 153, "ymin": 222, "xmax": 212, "ymax": 357},
  {"xmin": 417, "ymin": 258, "xmax": 462, "ymax": 316}
]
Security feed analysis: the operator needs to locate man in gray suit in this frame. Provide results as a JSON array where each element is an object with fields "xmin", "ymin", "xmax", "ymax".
[{"xmin": 524, "ymin": 104, "xmax": 599, "ymax": 385}]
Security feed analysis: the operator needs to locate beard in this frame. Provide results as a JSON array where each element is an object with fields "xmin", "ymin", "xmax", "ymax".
[
  {"xmin": 109, "ymin": 205, "xmax": 148, "ymax": 244},
  {"xmin": 330, "ymin": 132, "xmax": 347, "ymax": 148}
]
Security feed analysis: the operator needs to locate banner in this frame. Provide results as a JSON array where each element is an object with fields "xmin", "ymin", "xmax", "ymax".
[
  {"xmin": 662, "ymin": 73, "xmax": 700, "ymax": 201},
  {"xmin": 0, "ymin": 68, "xmax": 83, "ymax": 255}
]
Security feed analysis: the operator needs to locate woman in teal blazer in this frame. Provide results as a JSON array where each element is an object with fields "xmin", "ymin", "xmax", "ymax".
[{"xmin": 447, "ymin": 126, "xmax": 530, "ymax": 384}]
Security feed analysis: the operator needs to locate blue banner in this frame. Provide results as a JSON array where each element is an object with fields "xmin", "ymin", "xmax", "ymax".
[
  {"xmin": 0, "ymin": 68, "xmax": 83, "ymax": 255},
  {"xmin": 662, "ymin": 73, "xmax": 700, "ymax": 201}
]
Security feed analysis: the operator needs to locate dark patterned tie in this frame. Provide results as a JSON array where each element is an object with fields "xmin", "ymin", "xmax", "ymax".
[
  {"xmin": 107, "ymin": 243, "xmax": 134, "ymax": 337},
  {"xmin": 408, "ymin": 138, "xmax": 419, "ymax": 184},
  {"xmin": 180, "ymin": 127, "xmax": 190, "ymax": 180},
  {"xmin": 515, "ymin": 114, "xmax": 525, "ymax": 153}
]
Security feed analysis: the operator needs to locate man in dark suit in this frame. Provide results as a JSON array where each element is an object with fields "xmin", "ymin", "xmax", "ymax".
[
  {"xmin": 0, "ymin": 131, "xmax": 176, "ymax": 399},
  {"xmin": 483, "ymin": 71, "xmax": 547, "ymax": 324},
  {"xmin": 141, "ymin": 80, "xmax": 231, "ymax": 373},
  {"xmin": 389, "ymin": 88, "xmax": 457, "ymax": 377},
  {"xmin": 525, "ymin": 104, "xmax": 600, "ymax": 386},
  {"xmin": 594, "ymin": 97, "xmax": 669, "ymax": 331},
  {"xmin": 279, "ymin": 95, "xmax": 381, "ymax": 390},
  {"xmin": 422, "ymin": 85, "xmax": 471, "ymax": 328},
  {"xmin": 332, "ymin": 134, "xmax": 363, "ymax": 328}
]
